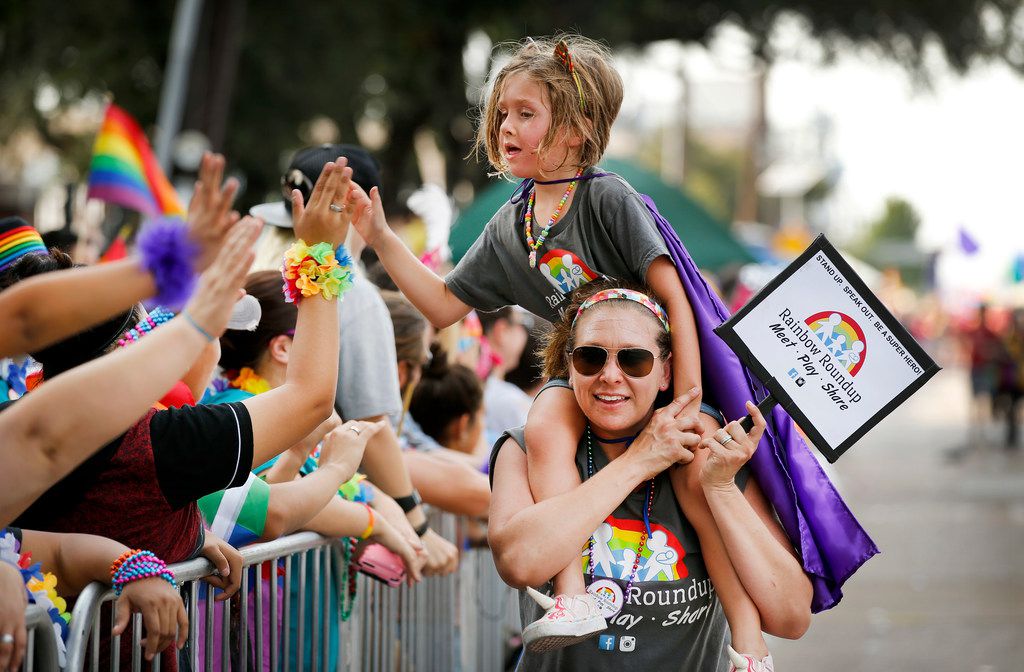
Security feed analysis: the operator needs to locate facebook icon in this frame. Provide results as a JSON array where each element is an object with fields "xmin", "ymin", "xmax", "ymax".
[{"xmin": 598, "ymin": 635, "xmax": 616, "ymax": 652}]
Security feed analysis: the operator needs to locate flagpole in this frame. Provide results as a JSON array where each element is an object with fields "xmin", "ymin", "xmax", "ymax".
[{"xmin": 154, "ymin": 0, "xmax": 204, "ymax": 174}]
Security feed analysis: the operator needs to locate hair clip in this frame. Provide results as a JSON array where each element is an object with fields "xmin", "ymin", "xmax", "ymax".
[{"xmin": 554, "ymin": 41, "xmax": 586, "ymax": 111}]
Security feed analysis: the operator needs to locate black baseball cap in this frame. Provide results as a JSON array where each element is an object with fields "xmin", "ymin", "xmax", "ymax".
[{"xmin": 250, "ymin": 143, "xmax": 381, "ymax": 228}]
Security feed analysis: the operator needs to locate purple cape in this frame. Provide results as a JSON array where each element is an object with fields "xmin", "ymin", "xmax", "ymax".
[{"xmin": 642, "ymin": 195, "xmax": 879, "ymax": 612}]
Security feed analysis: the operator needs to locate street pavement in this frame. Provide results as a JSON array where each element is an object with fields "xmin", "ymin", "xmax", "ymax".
[{"xmin": 768, "ymin": 367, "xmax": 1024, "ymax": 670}]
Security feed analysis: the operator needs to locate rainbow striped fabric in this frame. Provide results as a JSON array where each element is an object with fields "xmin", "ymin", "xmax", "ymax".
[
  {"xmin": 0, "ymin": 220, "xmax": 46, "ymax": 272},
  {"xmin": 86, "ymin": 104, "xmax": 184, "ymax": 217}
]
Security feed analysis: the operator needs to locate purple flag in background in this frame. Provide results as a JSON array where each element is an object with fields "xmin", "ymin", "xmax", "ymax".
[
  {"xmin": 642, "ymin": 195, "xmax": 879, "ymax": 612},
  {"xmin": 958, "ymin": 226, "xmax": 980, "ymax": 255}
]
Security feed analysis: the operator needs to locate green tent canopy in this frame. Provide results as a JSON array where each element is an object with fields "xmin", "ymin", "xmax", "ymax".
[{"xmin": 449, "ymin": 157, "xmax": 754, "ymax": 272}]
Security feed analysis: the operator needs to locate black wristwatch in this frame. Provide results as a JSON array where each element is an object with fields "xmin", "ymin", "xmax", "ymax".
[
  {"xmin": 414, "ymin": 520, "xmax": 430, "ymax": 537},
  {"xmin": 395, "ymin": 489, "xmax": 422, "ymax": 513}
]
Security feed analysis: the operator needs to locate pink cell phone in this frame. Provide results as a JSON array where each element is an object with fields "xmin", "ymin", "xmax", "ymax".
[{"xmin": 353, "ymin": 542, "xmax": 407, "ymax": 587}]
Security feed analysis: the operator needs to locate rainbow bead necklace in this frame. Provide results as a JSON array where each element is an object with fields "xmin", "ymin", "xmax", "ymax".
[
  {"xmin": 524, "ymin": 169, "xmax": 582, "ymax": 268},
  {"xmin": 585, "ymin": 427, "xmax": 655, "ymax": 597}
]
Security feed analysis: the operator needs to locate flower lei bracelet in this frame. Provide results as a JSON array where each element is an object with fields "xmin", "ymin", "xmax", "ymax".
[
  {"xmin": 110, "ymin": 549, "xmax": 176, "ymax": 597},
  {"xmin": 281, "ymin": 240, "xmax": 354, "ymax": 303}
]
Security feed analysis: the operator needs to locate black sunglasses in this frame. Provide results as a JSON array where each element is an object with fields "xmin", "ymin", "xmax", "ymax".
[{"xmin": 569, "ymin": 345, "xmax": 657, "ymax": 378}]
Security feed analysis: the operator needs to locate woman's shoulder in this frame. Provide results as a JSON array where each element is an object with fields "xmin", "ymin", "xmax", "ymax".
[{"xmin": 487, "ymin": 425, "xmax": 527, "ymax": 488}]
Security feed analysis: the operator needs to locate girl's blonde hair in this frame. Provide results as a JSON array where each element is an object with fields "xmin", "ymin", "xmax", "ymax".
[{"xmin": 474, "ymin": 34, "xmax": 623, "ymax": 177}]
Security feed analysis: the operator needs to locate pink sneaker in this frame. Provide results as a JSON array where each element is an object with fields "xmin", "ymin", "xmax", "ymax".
[
  {"xmin": 728, "ymin": 645, "xmax": 775, "ymax": 672},
  {"xmin": 522, "ymin": 587, "xmax": 608, "ymax": 653}
]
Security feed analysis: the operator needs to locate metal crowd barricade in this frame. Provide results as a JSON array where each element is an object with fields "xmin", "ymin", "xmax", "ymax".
[
  {"xmin": 18, "ymin": 605, "xmax": 62, "ymax": 672},
  {"xmin": 54, "ymin": 513, "xmax": 521, "ymax": 672}
]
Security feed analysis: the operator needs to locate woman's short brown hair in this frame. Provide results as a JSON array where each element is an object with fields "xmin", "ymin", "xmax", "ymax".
[
  {"xmin": 541, "ymin": 278, "xmax": 671, "ymax": 380},
  {"xmin": 473, "ymin": 34, "xmax": 623, "ymax": 178}
]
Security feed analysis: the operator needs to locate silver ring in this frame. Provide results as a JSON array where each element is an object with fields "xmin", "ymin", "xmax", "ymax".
[
  {"xmin": 1, "ymin": 633, "xmax": 13, "ymax": 645},
  {"xmin": 719, "ymin": 434, "xmax": 734, "ymax": 446},
  {"xmin": 348, "ymin": 426, "xmax": 362, "ymax": 436},
  {"xmin": 329, "ymin": 203, "xmax": 344, "ymax": 213}
]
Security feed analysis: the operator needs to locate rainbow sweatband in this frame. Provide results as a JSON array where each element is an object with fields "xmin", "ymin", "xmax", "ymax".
[{"xmin": 574, "ymin": 288, "xmax": 671, "ymax": 333}]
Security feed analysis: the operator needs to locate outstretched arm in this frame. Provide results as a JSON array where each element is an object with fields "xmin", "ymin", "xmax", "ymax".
[
  {"xmin": 20, "ymin": 529, "xmax": 188, "ymax": 661},
  {"xmin": 350, "ymin": 186, "xmax": 470, "ymax": 328},
  {"xmin": 0, "ymin": 219, "xmax": 261, "ymax": 527},
  {"xmin": 700, "ymin": 401, "xmax": 813, "ymax": 638},
  {"xmin": 0, "ymin": 153, "xmax": 238, "ymax": 359}
]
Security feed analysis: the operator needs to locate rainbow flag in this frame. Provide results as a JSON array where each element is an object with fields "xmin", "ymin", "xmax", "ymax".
[{"xmin": 86, "ymin": 104, "xmax": 184, "ymax": 218}]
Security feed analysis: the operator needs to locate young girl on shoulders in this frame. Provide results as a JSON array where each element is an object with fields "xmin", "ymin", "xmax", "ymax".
[{"xmin": 352, "ymin": 34, "xmax": 772, "ymax": 668}]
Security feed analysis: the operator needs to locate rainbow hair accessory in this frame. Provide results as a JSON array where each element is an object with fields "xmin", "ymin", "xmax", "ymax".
[
  {"xmin": 86, "ymin": 104, "xmax": 185, "ymax": 217},
  {"xmin": 573, "ymin": 288, "xmax": 670, "ymax": 333},
  {"xmin": 281, "ymin": 240, "xmax": 354, "ymax": 303},
  {"xmin": 0, "ymin": 223, "xmax": 47, "ymax": 272},
  {"xmin": 554, "ymin": 41, "xmax": 586, "ymax": 111}
]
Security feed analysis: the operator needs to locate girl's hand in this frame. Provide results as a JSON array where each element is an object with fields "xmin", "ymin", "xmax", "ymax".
[
  {"xmin": 0, "ymin": 562, "xmax": 27, "ymax": 672},
  {"xmin": 318, "ymin": 420, "xmax": 385, "ymax": 483},
  {"xmin": 365, "ymin": 488, "xmax": 422, "ymax": 557},
  {"xmin": 113, "ymin": 577, "xmax": 188, "ymax": 661},
  {"xmin": 625, "ymin": 386, "xmax": 703, "ymax": 480},
  {"xmin": 350, "ymin": 185, "xmax": 389, "ymax": 248},
  {"xmin": 181, "ymin": 217, "xmax": 260, "ymax": 340},
  {"xmin": 369, "ymin": 516, "xmax": 424, "ymax": 585},
  {"xmin": 198, "ymin": 533, "xmax": 243, "ymax": 601},
  {"xmin": 187, "ymin": 152, "xmax": 241, "ymax": 272},
  {"xmin": 290, "ymin": 158, "xmax": 363, "ymax": 248},
  {"xmin": 698, "ymin": 399, "xmax": 767, "ymax": 490}
]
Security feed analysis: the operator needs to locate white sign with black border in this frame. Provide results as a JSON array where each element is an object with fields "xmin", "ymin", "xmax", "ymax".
[{"xmin": 715, "ymin": 235, "xmax": 940, "ymax": 463}]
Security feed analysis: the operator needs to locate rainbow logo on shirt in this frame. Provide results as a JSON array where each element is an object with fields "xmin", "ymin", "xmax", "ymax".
[
  {"xmin": 805, "ymin": 310, "xmax": 867, "ymax": 376},
  {"xmin": 537, "ymin": 249, "xmax": 598, "ymax": 295},
  {"xmin": 581, "ymin": 515, "xmax": 687, "ymax": 582}
]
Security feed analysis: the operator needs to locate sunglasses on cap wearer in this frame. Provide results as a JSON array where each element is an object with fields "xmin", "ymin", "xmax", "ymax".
[{"xmin": 569, "ymin": 345, "xmax": 657, "ymax": 378}]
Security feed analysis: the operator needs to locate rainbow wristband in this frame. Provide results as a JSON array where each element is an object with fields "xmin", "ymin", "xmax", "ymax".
[
  {"xmin": 359, "ymin": 504, "xmax": 375, "ymax": 540},
  {"xmin": 280, "ymin": 240, "xmax": 354, "ymax": 304},
  {"xmin": 110, "ymin": 550, "xmax": 176, "ymax": 597}
]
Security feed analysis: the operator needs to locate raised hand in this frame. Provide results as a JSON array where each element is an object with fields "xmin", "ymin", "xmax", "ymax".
[
  {"xmin": 350, "ymin": 185, "xmax": 389, "ymax": 248},
  {"xmin": 187, "ymin": 152, "xmax": 241, "ymax": 272},
  {"xmin": 181, "ymin": 216, "xmax": 260, "ymax": 341},
  {"xmin": 291, "ymin": 157, "xmax": 362, "ymax": 247}
]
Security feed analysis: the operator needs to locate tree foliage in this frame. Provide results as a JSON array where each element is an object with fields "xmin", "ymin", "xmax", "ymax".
[{"xmin": 2, "ymin": 0, "xmax": 1021, "ymax": 209}]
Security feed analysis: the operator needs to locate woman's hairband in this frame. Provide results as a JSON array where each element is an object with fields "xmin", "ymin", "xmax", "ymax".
[{"xmin": 572, "ymin": 288, "xmax": 670, "ymax": 333}]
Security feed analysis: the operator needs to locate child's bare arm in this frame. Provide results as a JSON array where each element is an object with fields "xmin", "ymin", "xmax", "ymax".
[
  {"xmin": 524, "ymin": 385, "xmax": 587, "ymax": 502},
  {"xmin": 351, "ymin": 186, "xmax": 471, "ymax": 328},
  {"xmin": 646, "ymin": 256, "xmax": 704, "ymax": 426}
]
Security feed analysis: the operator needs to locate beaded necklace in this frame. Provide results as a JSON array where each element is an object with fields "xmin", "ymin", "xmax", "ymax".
[
  {"xmin": 524, "ymin": 169, "xmax": 582, "ymax": 268},
  {"xmin": 585, "ymin": 427, "xmax": 655, "ymax": 598}
]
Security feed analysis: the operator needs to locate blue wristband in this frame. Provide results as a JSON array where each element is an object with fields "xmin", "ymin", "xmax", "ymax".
[{"xmin": 182, "ymin": 310, "xmax": 215, "ymax": 342}]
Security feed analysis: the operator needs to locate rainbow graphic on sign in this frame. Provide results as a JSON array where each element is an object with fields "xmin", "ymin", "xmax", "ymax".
[
  {"xmin": 537, "ymin": 248, "xmax": 598, "ymax": 295},
  {"xmin": 581, "ymin": 515, "xmax": 687, "ymax": 582},
  {"xmin": 805, "ymin": 310, "xmax": 867, "ymax": 376}
]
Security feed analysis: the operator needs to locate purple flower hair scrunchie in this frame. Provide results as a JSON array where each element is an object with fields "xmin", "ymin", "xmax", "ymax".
[{"xmin": 136, "ymin": 216, "xmax": 199, "ymax": 310}]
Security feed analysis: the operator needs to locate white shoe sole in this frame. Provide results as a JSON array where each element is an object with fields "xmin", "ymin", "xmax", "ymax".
[{"xmin": 522, "ymin": 615, "xmax": 607, "ymax": 653}]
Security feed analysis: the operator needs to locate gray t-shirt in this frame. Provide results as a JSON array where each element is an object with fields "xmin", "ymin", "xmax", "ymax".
[
  {"xmin": 446, "ymin": 169, "xmax": 669, "ymax": 324},
  {"xmin": 491, "ymin": 425, "xmax": 748, "ymax": 672},
  {"xmin": 335, "ymin": 269, "xmax": 402, "ymax": 421}
]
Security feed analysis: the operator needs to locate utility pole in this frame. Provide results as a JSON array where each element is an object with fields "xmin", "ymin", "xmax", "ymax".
[{"xmin": 154, "ymin": 0, "xmax": 204, "ymax": 173}]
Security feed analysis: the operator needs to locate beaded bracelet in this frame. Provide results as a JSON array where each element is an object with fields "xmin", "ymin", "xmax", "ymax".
[
  {"xmin": 110, "ymin": 549, "xmax": 176, "ymax": 597},
  {"xmin": 359, "ymin": 504, "xmax": 375, "ymax": 540},
  {"xmin": 117, "ymin": 307, "xmax": 176, "ymax": 347},
  {"xmin": 280, "ymin": 240, "xmax": 354, "ymax": 304},
  {"xmin": 136, "ymin": 217, "xmax": 200, "ymax": 310}
]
